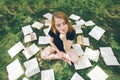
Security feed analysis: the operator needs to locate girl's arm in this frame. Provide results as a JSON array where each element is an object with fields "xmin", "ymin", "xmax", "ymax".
[
  {"xmin": 60, "ymin": 33, "xmax": 73, "ymax": 53},
  {"xmin": 49, "ymin": 37, "xmax": 60, "ymax": 52}
]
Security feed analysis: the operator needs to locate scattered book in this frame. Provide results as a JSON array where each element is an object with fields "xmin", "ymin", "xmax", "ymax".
[
  {"xmin": 22, "ymin": 25, "xmax": 33, "ymax": 36},
  {"xmin": 31, "ymin": 21, "xmax": 44, "ymax": 30},
  {"xmin": 24, "ymin": 32, "xmax": 37, "ymax": 43},
  {"xmin": 38, "ymin": 36, "xmax": 50, "ymax": 44},
  {"xmin": 43, "ymin": 26, "xmax": 51, "ymax": 36},
  {"xmin": 99, "ymin": 47, "xmax": 114, "ymax": 57},
  {"xmin": 43, "ymin": 13, "xmax": 52, "ymax": 20},
  {"xmin": 83, "ymin": 37, "xmax": 90, "ymax": 46},
  {"xmin": 73, "ymin": 25, "xmax": 83, "ymax": 34},
  {"xmin": 87, "ymin": 65, "xmax": 108, "ymax": 80},
  {"xmin": 44, "ymin": 20, "xmax": 51, "ymax": 26},
  {"xmin": 8, "ymin": 41, "xmax": 25, "ymax": 58},
  {"xmin": 71, "ymin": 72, "xmax": 84, "ymax": 80},
  {"xmin": 100, "ymin": 47, "xmax": 120, "ymax": 66},
  {"xmin": 75, "ymin": 19, "xmax": 86, "ymax": 26},
  {"xmin": 6, "ymin": 59, "xmax": 24, "ymax": 80},
  {"xmin": 23, "ymin": 57, "xmax": 40, "ymax": 77},
  {"xmin": 22, "ymin": 77, "xmax": 29, "ymax": 80},
  {"xmin": 77, "ymin": 35, "xmax": 84, "ymax": 45},
  {"xmin": 85, "ymin": 20, "xmax": 95, "ymax": 26},
  {"xmin": 74, "ymin": 55, "xmax": 92, "ymax": 70},
  {"xmin": 69, "ymin": 14, "xmax": 80, "ymax": 21},
  {"xmin": 89, "ymin": 26, "xmax": 105, "ymax": 40},
  {"xmin": 72, "ymin": 44, "xmax": 84, "ymax": 56},
  {"xmin": 41, "ymin": 69, "xmax": 55, "ymax": 80},
  {"xmin": 22, "ymin": 43, "xmax": 40, "ymax": 59},
  {"xmin": 85, "ymin": 47, "xmax": 100, "ymax": 62}
]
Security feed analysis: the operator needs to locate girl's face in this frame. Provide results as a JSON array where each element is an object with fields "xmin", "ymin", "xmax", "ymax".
[{"xmin": 54, "ymin": 17, "xmax": 68, "ymax": 34}]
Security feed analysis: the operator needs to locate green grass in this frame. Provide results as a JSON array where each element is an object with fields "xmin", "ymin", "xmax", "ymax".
[{"xmin": 0, "ymin": 0, "xmax": 120, "ymax": 80}]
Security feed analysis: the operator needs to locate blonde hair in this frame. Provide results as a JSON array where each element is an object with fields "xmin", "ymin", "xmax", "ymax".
[{"xmin": 51, "ymin": 11, "xmax": 75, "ymax": 34}]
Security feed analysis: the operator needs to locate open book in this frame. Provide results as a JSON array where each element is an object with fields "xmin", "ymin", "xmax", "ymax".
[
  {"xmin": 71, "ymin": 72, "xmax": 84, "ymax": 80},
  {"xmin": 24, "ymin": 32, "xmax": 37, "ymax": 43},
  {"xmin": 41, "ymin": 69, "xmax": 55, "ymax": 80},
  {"xmin": 43, "ymin": 13, "xmax": 52, "ymax": 20},
  {"xmin": 89, "ymin": 26, "xmax": 105, "ymax": 40},
  {"xmin": 100, "ymin": 47, "xmax": 120, "ymax": 66},
  {"xmin": 8, "ymin": 41, "xmax": 25, "ymax": 58},
  {"xmin": 87, "ymin": 65, "xmax": 108, "ymax": 80},
  {"xmin": 74, "ymin": 55, "xmax": 92, "ymax": 70},
  {"xmin": 85, "ymin": 20, "xmax": 95, "ymax": 26},
  {"xmin": 38, "ymin": 36, "xmax": 50, "ymax": 44},
  {"xmin": 85, "ymin": 47, "xmax": 100, "ymax": 62},
  {"xmin": 6, "ymin": 59, "xmax": 24, "ymax": 80},
  {"xmin": 22, "ymin": 43, "xmax": 40, "ymax": 59},
  {"xmin": 77, "ymin": 35, "xmax": 90, "ymax": 46},
  {"xmin": 22, "ymin": 25, "xmax": 33, "ymax": 36},
  {"xmin": 31, "ymin": 21, "xmax": 44, "ymax": 30},
  {"xmin": 69, "ymin": 14, "xmax": 80, "ymax": 21},
  {"xmin": 23, "ymin": 57, "xmax": 40, "ymax": 77}
]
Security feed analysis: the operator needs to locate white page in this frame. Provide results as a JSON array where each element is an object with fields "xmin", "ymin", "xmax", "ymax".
[
  {"xmin": 43, "ymin": 26, "xmax": 51, "ymax": 36},
  {"xmin": 7, "ymin": 59, "xmax": 24, "ymax": 80},
  {"xmin": 23, "ymin": 57, "xmax": 40, "ymax": 77},
  {"xmin": 85, "ymin": 47, "xmax": 100, "ymax": 62},
  {"xmin": 83, "ymin": 37, "xmax": 90, "ymax": 46},
  {"xmin": 77, "ymin": 35, "xmax": 84, "ymax": 45},
  {"xmin": 41, "ymin": 69, "xmax": 55, "ymax": 80},
  {"xmin": 99, "ymin": 47, "xmax": 114, "ymax": 57},
  {"xmin": 38, "ymin": 36, "xmax": 50, "ymax": 44},
  {"xmin": 24, "ymin": 32, "xmax": 37, "ymax": 43},
  {"xmin": 29, "ymin": 43, "xmax": 40, "ymax": 54},
  {"xmin": 75, "ymin": 19, "xmax": 86, "ymax": 26},
  {"xmin": 22, "ymin": 25, "xmax": 33, "ymax": 36},
  {"xmin": 43, "ymin": 13, "xmax": 52, "ymax": 20},
  {"xmin": 23, "ymin": 77, "xmax": 29, "ymax": 80},
  {"xmin": 44, "ymin": 20, "xmax": 51, "ymax": 26},
  {"xmin": 31, "ymin": 21, "xmax": 44, "ymax": 30},
  {"xmin": 87, "ymin": 65, "xmax": 108, "ymax": 80},
  {"xmin": 26, "ymin": 67, "xmax": 40, "ymax": 77},
  {"xmin": 103, "ymin": 56, "xmax": 120, "ymax": 66},
  {"xmin": 74, "ymin": 55, "xmax": 92, "ymax": 70},
  {"xmin": 8, "ymin": 42, "xmax": 25, "ymax": 58},
  {"xmin": 73, "ymin": 25, "xmax": 83, "ymax": 34},
  {"xmin": 72, "ymin": 44, "xmax": 84, "ymax": 56},
  {"xmin": 85, "ymin": 20, "xmax": 95, "ymax": 26},
  {"xmin": 23, "ymin": 44, "xmax": 40, "ymax": 59},
  {"xmin": 69, "ymin": 14, "xmax": 80, "ymax": 21},
  {"xmin": 71, "ymin": 72, "xmax": 84, "ymax": 80},
  {"xmin": 89, "ymin": 26, "xmax": 105, "ymax": 40}
]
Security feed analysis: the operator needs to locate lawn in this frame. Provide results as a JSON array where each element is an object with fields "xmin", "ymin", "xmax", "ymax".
[{"xmin": 0, "ymin": 0, "xmax": 120, "ymax": 80}]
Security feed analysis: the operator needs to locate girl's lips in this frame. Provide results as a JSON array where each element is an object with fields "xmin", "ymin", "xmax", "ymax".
[{"xmin": 60, "ymin": 30, "xmax": 65, "ymax": 34}]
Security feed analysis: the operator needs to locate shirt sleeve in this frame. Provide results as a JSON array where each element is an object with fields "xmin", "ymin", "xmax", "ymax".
[
  {"xmin": 67, "ymin": 31, "xmax": 76, "ymax": 40},
  {"xmin": 48, "ymin": 29, "xmax": 55, "ymax": 37}
]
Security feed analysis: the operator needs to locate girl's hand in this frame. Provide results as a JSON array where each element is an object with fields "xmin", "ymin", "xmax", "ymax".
[{"xmin": 60, "ymin": 33, "xmax": 66, "ymax": 41}]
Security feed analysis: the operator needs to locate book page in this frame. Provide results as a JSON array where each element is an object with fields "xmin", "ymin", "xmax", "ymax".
[
  {"xmin": 89, "ymin": 26, "xmax": 105, "ymax": 40},
  {"xmin": 7, "ymin": 59, "xmax": 24, "ymax": 80},
  {"xmin": 22, "ymin": 25, "xmax": 33, "ymax": 36},
  {"xmin": 8, "ymin": 42, "xmax": 25, "ymax": 58},
  {"xmin": 38, "ymin": 36, "xmax": 50, "ymax": 44},
  {"xmin": 31, "ymin": 21, "xmax": 43, "ymax": 30},
  {"xmin": 74, "ymin": 55, "xmax": 92, "ymax": 70},
  {"xmin": 87, "ymin": 65, "xmax": 108, "ymax": 80},
  {"xmin": 71, "ymin": 72, "xmax": 84, "ymax": 80},
  {"xmin": 41, "ymin": 69, "xmax": 55, "ymax": 80},
  {"xmin": 69, "ymin": 14, "xmax": 80, "ymax": 21}
]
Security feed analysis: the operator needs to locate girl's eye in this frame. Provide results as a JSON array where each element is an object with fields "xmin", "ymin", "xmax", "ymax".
[
  {"xmin": 63, "ymin": 22, "xmax": 66, "ymax": 25},
  {"xmin": 56, "ymin": 24, "xmax": 60, "ymax": 27}
]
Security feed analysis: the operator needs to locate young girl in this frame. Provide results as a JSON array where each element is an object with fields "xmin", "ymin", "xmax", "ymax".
[{"xmin": 41, "ymin": 11, "xmax": 79, "ymax": 65}]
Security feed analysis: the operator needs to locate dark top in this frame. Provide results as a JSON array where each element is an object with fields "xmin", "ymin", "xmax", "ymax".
[{"xmin": 48, "ymin": 29, "xmax": 76, "ymax": 52}]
